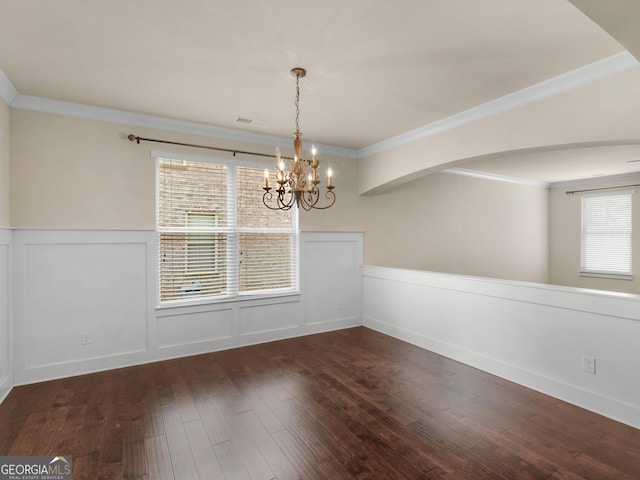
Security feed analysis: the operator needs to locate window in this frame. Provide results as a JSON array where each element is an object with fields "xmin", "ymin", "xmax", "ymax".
[
  {"xmin": 158, "ymin": 156, "xmax": 298, "ymax": 303},
  {"xmin": 186, "ymin": 212, "xmax": 219, "ymax": 275},
  {"xmin": 581, "ymin": 191, "xmax": 632, "ymax": 278}
]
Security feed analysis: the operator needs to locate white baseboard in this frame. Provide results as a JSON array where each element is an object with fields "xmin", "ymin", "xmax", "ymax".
[
  {"xmin": 15, "ymin": 319, "xmax": 362, "ymax": 386},
  {"xmin": 0, "ymin": 374, "xmax": 12, "ymax": 404}
]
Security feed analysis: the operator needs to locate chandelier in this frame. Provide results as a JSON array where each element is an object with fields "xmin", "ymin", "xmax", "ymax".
[{"xmin": 262, "ymin": 68, "xmax": 336, "ymax": 211}]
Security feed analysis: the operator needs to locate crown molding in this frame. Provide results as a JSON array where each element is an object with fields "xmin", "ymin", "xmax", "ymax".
[
  {"xmin": 10, "ymin": 94, "xmax": 360, "ymax": 159},
  {"xmin": 0, "ymin": 68, "xmax": 18, "ymax": 106},
  {"xmin": 549, "ymin": 171, "xmax": 640, "ymax": 188},
  {"xmin": 358, "ymin": 51, "xmax": 639, "ymax": 158},
  {"xmin": 445, "ymin": 168, "xmax": 640, "ymax": 189},
  {"xmin": 4, "ymin": 51, "xmax": 638, "ymax": 161},
  {"xmin": 443, "ymin": 167, "xmax": 549, "ymax": 188}
]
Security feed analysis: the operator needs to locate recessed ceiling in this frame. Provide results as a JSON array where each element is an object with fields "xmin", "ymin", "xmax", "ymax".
[{"xmin": 1, "ymin": 0, "xmax": 639, "ymax": 182}]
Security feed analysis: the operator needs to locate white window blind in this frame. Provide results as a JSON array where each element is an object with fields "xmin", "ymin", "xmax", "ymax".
[
  {"xmin": 581, "ymin": 191, "xmax": 632, "ymax": 276},
  {"xmin": 158, "ymin": 157, "xmax": 298, "ymax": 303}
]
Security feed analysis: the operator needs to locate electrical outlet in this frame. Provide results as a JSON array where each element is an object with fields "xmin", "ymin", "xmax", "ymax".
[
  {"xmin": 81, "ymin": 332, "xmax": 92, "ymax": 346},
  {"xmin": 582, "ymin": 355, "xmax": 596, "ymax": 374}
]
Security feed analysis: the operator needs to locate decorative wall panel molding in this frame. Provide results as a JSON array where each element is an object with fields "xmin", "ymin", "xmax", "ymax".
[
  {"xmin": 0, "ymin": 228, "xmax": 11, "ymax": 403},
  {"xmin": 10, "ymin": 229, "xmax": 363, "ymax": 385}
]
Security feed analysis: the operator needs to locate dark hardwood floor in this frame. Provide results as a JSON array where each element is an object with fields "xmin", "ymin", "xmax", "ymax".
[{"xmin": 0, "ymin": 327, "xmax": 638, "ymax": 479}]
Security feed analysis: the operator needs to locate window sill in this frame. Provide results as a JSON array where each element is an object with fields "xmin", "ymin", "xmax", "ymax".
[
  {"xmin": 156, "ymin": 290, "xmax": 301, "ymax": 312},
  {"xmin": 579, "ymin": 271, "xmax": 633, "ymax": 281}
]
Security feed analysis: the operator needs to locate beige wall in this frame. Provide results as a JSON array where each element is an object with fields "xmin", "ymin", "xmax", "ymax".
[
  {"xmin": 361, "ymin": 171, "xmax": 549, "ymax": 283},
  {"xmin": 0, "ymin": 99, "xmax": 9, "ymax": 227},
  {"xmin": 549, "ymin": 178, "xmax": 640, "ymax": 294},
  {"xmin": 11, "ymin": 110, "xmax": 155, "ymax": 228},
  {"xmin": 9, "ymin": 109, "xmax": 362, "ymax": 231},
  {"xmin": 10, "ymin": 109, "xmax": 553, "ymax": 284}
]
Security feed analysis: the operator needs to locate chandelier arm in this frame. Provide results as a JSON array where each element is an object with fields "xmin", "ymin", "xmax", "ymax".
[
  {"xmin": 278, "ymin": 189, "xmax": 294, "ymax": 210},
  {"xmin": 307, "ymin": 189, "xmax": 336, "ymax": 210},
  {"xmin": 263, "ymin": 189, "xmax": 281, "ymax": 210},
  {"xmin": 297, "ymin": 188, "xmax": 317, "ymax": 211},
  {"xmin": 263, "ymin": 188, "xmax": 296, "ymax": 210}
]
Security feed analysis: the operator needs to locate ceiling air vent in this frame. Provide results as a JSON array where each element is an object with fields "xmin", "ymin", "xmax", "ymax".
[{"xmin": 235, "ymin": 116, "xmax": 269, "ymax": 128}]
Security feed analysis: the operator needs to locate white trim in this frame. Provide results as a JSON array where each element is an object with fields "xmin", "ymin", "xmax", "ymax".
[
  {"xmin": 0, "ymin": 228, "xmax": 12, "ymax": 405},
  {"xmin": 10, "ymin": 95, "xmax": 359, "ymax": 159},
  {"xmin": 448, "ymin": 166, "xmax": 640, "ymax": 191},
  {"xmin": 359, "ymin": 51, "xmax": 639, "ymax": 158},
  {"xmin": 443, "ymin": 167, "xmax": 549, "ymax": 188},
  {"xmin": 0, "ymin": 68, "xmax": 18, "ymax": 106},
  {"xmin": 580, "ymin": 271, "xmax": 633, "ymax": 280},
  {"xmin": 551, "ymin": 171, "xmax": 640, "ymax": 188}
]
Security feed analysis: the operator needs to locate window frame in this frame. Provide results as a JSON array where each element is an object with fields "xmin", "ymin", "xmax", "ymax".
[
  {"xmin": 580, "ymin": 190, "xmax": 633, "ymax": 280},
  {"xmin": 155, "ymin": 151, "xmax": 300, "ymax": 307}
]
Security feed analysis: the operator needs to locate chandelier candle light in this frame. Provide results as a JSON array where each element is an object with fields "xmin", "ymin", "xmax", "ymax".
[{"xmin": 262, "ymin": 67, "xmax": 336, "ymax": 211}]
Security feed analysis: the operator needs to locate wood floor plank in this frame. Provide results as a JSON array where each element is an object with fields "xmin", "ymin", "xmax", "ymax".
[
  {"xmin": 97, "ymin": 461, "xmax": 124, "ymax": 480},
  {"xmin": 122, "ymin": 438, "xmax": 148, "ymax": 480},
  {"xmin": 73, "ymin": 451, "xmax": 100, "ymax": 480},
  {"xmin": 160, "ymin": 404, "xmax": 200, "ymax": 479},
  {"xmin": 7, "ymin": 410, "xmax": 48, "ymax": 455},
  {"xmin": 261, "ymin": 386, "xmax": 331, "ymax": 462},
  {"xmin": 314, "ymin": 455, "xmax": 355, "ymax": 480},
  {"xmin": 144, "ymin": 435, "xmax": 174, "ymax": 480},
  {"xmin": 226, "ymin": 412, "xmax": 276, "ymax": 480},
  {"xmin": 183, "ymin": 419, "xmax": 225, "ymax": 479},
  {"xmin": 237, "ymin": 409, "xmax": 299, "ymax": 480},
  {"xmin": 165, "ymin": 365, "xmax": 200, "ymax": 424},
  {"xmin": 271, "ymin": 428, "xmax": 328, "ymax": 480},
  {"xmin": 34, "ymin": 406, "xmax": 69, "ymax": 456},
  {"xmin": 0, "ymin": 327, "xmax": 638, "ymax": 480},
  {"xmin": 213, "ymin": 440, "xmax": 253, "ymax": 480}
]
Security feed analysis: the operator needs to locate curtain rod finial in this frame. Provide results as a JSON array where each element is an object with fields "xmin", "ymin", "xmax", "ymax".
[{"xmin": 128, "ymin": 134, "xmax": 139, "ymax": 144}]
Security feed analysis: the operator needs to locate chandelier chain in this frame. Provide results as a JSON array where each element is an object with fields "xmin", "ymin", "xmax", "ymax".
[{"xmin": 295, "ymin": 73, "xmax": 300, "ymax": 134}]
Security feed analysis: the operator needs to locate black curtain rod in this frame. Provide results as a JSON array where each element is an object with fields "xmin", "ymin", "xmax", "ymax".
[
  {"xmin": 565, "ymin": 183, "xmax": 640, "ymax": 195},
  {"xmin": 127, "ymin": 134, "xmax": 294, "ymax": 160}
]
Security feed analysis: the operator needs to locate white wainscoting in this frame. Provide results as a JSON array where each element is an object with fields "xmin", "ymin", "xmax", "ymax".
[
  {"xmin": 12, "ymin": 229, "xmax": 155, "ymax": 384},
  {"xmin": 11, "ymin": 229, "xmax": 362, "ymax": 385},
  {"xmin": 362, "ymin": 266, "xmax": 640, "ymax": 428},
  {"xmin": 301, "ymin": 232, "xmax": 362, "ymax": 330},
  {"xmin": 0, "ymin": 228, "xmax": 11, "ymax": 403}
]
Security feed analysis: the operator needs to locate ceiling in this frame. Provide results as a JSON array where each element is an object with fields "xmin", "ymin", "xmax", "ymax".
[{"xmin": 1, "ymin": 0, "xmax": 640, "ymax": 183}]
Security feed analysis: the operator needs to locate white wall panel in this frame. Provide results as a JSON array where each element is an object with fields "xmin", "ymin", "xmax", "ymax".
[
  {"xmin": 0, "ymin": 228, "xmax": 11, "ymax": 402},
  {"xmin": 12, "ymin": 230, "xmax": 154, "ymax": 383},
  {"xmin": 301, "ymin": 232, "xmax": 362, "ymax": 326},
  {"xmin": 362, "ymin": 266, "xmax": 640, "ymax": 429},
  {"xmin": 239, "ymin": 298, "xmax": 303, "ymax": 336},
  {"xmin": 23, "ymin": 242, "xmax": 148, "ymax": 368},
  {"xmin": 157, "ymin": 307, "xmax": 233, "ymax": 349}
]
